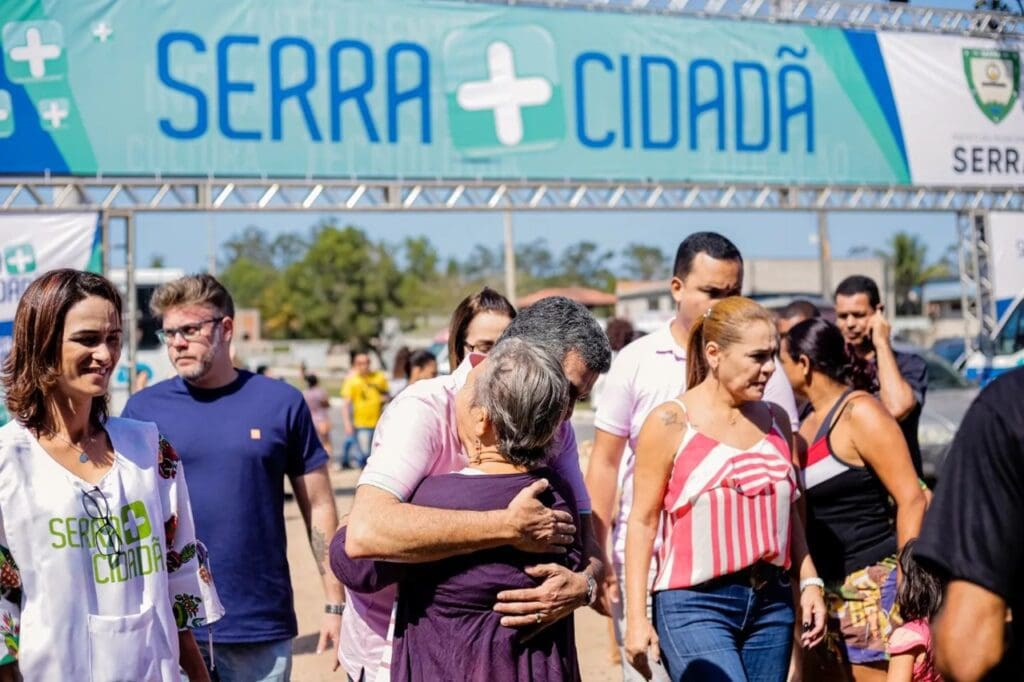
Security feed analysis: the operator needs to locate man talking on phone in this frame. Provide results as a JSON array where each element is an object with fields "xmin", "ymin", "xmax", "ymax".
[{"xmin": 834, "ymin": 275, "xmax": 929, "ymax": 478}]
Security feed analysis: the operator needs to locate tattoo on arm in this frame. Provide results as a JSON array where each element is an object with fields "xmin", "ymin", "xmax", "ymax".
[
  {"xmin": 310, "ymin": 527, "xmax": 327, "ymax": 576},
  {"xmin": 659, "ymin": 408, "xmax": 683, "ymax": 428}
]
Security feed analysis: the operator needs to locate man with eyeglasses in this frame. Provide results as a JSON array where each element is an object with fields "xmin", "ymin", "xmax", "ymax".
[{"xmin": 122, "ymin": 274, "xmax": 343, "ymax": 682}]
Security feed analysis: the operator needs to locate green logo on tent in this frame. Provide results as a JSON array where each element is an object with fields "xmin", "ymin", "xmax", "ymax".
[
  {"xmin": 963, "ymin": 48, "xmax": 1020, "ymax": 124},
  {"xmin": 4, "ymin": 243, "xmax": 36, "ymax": 275},
  {"xmin": 2, "ymin": 21, "xmax": 67, "ymax": 84},
  {"xmin": 443, "ymin": 25, "xmax": 565, "ymax": 157}
]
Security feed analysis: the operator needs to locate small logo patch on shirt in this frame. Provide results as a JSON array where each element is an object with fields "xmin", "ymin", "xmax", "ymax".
[{"xmin": 250, "ymin": 428, "xmax": 261, "ymax": 440}]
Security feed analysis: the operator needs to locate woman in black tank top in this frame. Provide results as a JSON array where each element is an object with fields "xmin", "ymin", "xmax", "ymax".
[{"xmin": 780, "ymin": 319, "xmax": 927, "ymax": 681}]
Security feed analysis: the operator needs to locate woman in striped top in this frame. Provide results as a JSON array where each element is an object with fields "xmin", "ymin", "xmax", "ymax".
[{"xmin": 625, "ymin": 296, "xmax": 827, "ymax": 681}]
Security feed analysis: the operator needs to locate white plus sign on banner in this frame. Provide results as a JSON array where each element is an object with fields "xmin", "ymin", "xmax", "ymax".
[
  {"xmin": 455, "ymin": 41, "xmax": 553, "ymax": 147},
  {"xmin": 5, "ymin": 246, "xmax": 34, "ymax": 275},
  {"xmin": 39, "ymin": 99, "xmax": 69, "ymax": 129},
  {"xmin": 8, "ymin": 27, "xmax": 61, "ymax": 79},
  {"xmin": 92, "ymin": 22, "xmax": 113, "ymax": 43}
]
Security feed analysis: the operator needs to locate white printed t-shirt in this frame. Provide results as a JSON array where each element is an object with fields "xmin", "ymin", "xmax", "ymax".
[
  {"xmin": 340, "ymin": 355, "xmax": 592, "ymax": 682},
  {"xmin": 593, "ymin": 319, "xmax": 800, "ymax": 567},
  {"xmin": 0, "ymin": 418, "xmax": 223, "ymax": 681}
]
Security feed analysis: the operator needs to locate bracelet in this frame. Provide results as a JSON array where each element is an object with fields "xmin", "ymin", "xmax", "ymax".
[
  {"xmin": 325, "ymin": 603, "xmax": 345, "ymax": 615},
  {"xmin": 583, "ymin": 572, "xmax": 598, "ymax": 606},
  {"xmin": 799, "ymin": 577, "xmax": 825, "ymax": 593}
]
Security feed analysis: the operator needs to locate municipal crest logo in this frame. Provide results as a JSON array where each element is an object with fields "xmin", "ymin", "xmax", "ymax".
[
  {"xmin": 963, "ymin": 48, "xmax": 1020, "ymax": 124},
  {"xmin": 442, "ymin": 25, "xmax": 566, "ymax": 157}
]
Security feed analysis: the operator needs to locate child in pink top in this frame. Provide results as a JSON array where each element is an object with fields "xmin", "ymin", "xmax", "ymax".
[{"xmin": 887, "ymin": 540, "xmax": 944, "ymax": 682}]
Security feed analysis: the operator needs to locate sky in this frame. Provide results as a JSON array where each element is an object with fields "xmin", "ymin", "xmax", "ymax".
[{"xmin": 118, "ymin": 0, "xmax": 981, "ymax": 274}]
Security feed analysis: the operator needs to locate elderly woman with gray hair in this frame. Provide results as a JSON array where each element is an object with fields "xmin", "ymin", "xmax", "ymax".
[{"xmin": 331, "ymin": 337, "xmax": 584, "ymax": 681}]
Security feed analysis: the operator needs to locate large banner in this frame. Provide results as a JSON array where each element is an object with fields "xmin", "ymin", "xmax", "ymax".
[
  {"xmin": 0, "ymin": 0, "xmax": 1021, "ymax": 187},
  {"xmin": 989, "ymin": 212, "xmax": 1024, "ymax": 318},
  {"xmin": 0, "ymin": 213, "xmax": 101, "ymax": 349}
]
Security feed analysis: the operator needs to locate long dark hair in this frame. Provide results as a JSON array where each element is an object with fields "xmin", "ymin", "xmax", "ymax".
[
  {"xmin": 448, "ymin": 287, "xmax": 516, "ymax": 368},
  {"xmin": 2, "ymin": 269, "xmax": 122, "ymax": 431},
  {"xmin": 896, "ymin": 539, "xmax": 943, "ymax": 621},
  {"xmin": 782, "ymin": 318, "xmax": 872, "ymax": 391}
]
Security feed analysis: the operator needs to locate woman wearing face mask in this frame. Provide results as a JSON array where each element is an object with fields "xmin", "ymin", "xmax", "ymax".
[
  {"xmin": 780, "ymin": 318, "xmax": 926, "ymax": 682},
  {"xmin": 0, "ymin": 270, "xmax": 222, "ymax": 682},
  {"xmin": 447, "ymin": 287, "xmax": 517, "ymax": 370},
  {"xmin": 331, "ymin": 338, "xmax": 584, "ymax": 680},
  {"xmin": 625, "ymin": 296, "xmax": 827, "ymax": 681}
]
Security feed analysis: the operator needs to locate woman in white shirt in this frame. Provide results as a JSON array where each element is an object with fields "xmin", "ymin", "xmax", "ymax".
[{"xmin": 0, "ymin": 269, "xmax": 222, "ymax": 682}]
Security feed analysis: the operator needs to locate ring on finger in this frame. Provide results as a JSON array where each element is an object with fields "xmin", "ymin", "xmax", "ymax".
[{"xmin": 535, "ymin": 613, "xmax": 542, "ymax": 624}]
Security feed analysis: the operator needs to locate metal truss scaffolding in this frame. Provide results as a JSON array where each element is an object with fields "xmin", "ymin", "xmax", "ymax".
[
  {"xmin": 5, "ymin": 0, "xmax": 1021, "ymax": 385},
  {"xmin": 469, "ymin": 0, "xmax": 1024, "ymax": 37},
  {"xmin": 4, "ymin": 177, "xmax": 1024, "ymax": 213},
  {"xmin": 958, "ymin": 212, "xmax": 999, "ymax": 352}
]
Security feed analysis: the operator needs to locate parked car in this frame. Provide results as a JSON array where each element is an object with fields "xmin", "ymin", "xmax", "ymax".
[
  {"xmin": 930, "ymin": 336, "xmax": 967, "ymax": 368},
  {"xmin": 914, "ymin": 348, "xmax": 978, "ymax": 483}
]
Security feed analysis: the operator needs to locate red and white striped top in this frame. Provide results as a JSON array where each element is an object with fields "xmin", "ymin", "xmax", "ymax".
[{"xmin": 652, "ymin": 399, "xmax": 799, "ymax": 592}]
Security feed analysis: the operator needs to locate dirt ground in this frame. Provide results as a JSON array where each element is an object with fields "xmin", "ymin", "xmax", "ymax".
[{"xmin": 286, "ymin": 466, "xmax": 621, "ymax": 681}]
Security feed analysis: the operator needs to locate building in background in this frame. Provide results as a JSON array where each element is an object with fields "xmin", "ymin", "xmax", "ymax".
[{"xmin": 616, "ymin": 257, "xmax": 889, "ymax": 330}]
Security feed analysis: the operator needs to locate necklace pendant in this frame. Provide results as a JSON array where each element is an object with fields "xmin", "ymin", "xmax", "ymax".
[{"xmin": 79, "ymin": 453, "xmax": 89, "ymax": 464}]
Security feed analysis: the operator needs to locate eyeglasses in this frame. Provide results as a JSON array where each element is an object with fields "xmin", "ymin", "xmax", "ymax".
[
  {"xmin": 156, "ymin": 317, "xmax": 223, "ymax": 345},
  {"xmin": 81, "ymin": 486, "xmax": 124, "ymax": 559},
  {"xmin": 463, "ymin": 340, "xmax": 496, "ymax": 355}
]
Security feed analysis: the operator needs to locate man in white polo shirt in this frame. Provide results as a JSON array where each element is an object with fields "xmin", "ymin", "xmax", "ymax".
[
  {"xmin": 339, "ymin": 297, "xmax": 611, "ymax": 682},
  {"xmin": 586, "ymin": 232, "xmax": 800, "ymax": 682}
]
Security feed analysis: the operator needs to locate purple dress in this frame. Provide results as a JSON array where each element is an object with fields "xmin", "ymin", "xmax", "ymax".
[{"xmin": 332, "ymin": 467, "xmax": 584, "ymax": 681}]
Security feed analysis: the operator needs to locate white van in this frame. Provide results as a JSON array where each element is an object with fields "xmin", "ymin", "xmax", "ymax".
[{"xmin": 962, "ymin": 289, "xmax": 1024, "ymax": 385}]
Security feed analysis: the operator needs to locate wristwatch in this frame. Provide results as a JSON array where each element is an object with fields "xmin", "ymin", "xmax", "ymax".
[
  {"xmin": 325, "ymin": 603, "xmax": 345, "ymax": 615},
  {"xmin": 583, "ymin": 572, "xmax": 597, "ymax": 606}
]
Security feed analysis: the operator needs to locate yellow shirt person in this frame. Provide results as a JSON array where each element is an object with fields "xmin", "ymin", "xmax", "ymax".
[
  {"xmin": 344, "ymin": 350, "xmax": 391, "ymax": 430},
  {"xmin": 341, "ymin": 370, "xmax": 390, "ymax": 429},
  {"xmin": 340, "ymin": 351, "xmax": 390, "ymax": 468}
]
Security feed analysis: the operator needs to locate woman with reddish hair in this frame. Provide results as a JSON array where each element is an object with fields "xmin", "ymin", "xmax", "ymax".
[
  {"xmin": 625, "ymin": 296, "xmax": 827, "ymax": 681},
  {"xmin": 0, "ymin": 269, "xmax": 221, "ymax": 681}
]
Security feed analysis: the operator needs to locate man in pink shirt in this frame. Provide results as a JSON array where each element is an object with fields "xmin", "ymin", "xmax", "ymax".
[
  {"xmin": 340, "ymin": 297, "xmax": 611, "ymax": 681},
  {"xmin": 586, "ymin": 232, "xmax": 800, "ymax": 682}
]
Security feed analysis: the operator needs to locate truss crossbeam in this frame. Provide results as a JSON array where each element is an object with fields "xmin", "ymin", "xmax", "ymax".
[
  {"xmin": 1, "ymin": 177, "xmax": 1022, "ymax": 213},
  {"xmin": 470, "ymin": 0, "xmax": 1023, "ymax": 36}
]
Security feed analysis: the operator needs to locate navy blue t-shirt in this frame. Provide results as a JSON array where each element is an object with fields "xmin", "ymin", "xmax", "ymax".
[{"xmin": 122, "ymin": 370, "xmax": 328, "ymax": 643}]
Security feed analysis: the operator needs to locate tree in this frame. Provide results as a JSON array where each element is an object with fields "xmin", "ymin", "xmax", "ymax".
[
  {"xmin": 219, "ymin": 257, "xmax": 279, "ymax": 310},
  {"xmin": 878, "ymin": 232, "xmax": 951, "ymax": 314},
  {"xmin": 516, "ymin": 239, "xmax": 556, "ymax": 279},
  {"xmin": 620, "ymin": 243, "xmax": 669, "ymax": 281},
  {"xmin": 148, "ymin": 253, "xmax": 166, "ymax": 268},
  {"xmin": 557, "ymin": 241, "xmax": 615, "ymax": 291},
  {"xmin": 460, "ymin": 244, "xmax": 503, "ymax": 281},
  {"xmin": 271, "ymin": 232, "xmax": 308, "ymax": 268},
  {"xmin": 395, "ymin": 236, "xmax": 444, "ymax": 325},
  {"xmin": 221, "ymin": 226, "xmax": 276, "ymax": 268},
  {"xmin": 268, "ymin": 225, "xmax": 404, "ymax": 346}
]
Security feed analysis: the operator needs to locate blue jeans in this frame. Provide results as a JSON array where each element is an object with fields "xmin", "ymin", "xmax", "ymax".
[
  {"xmin": 654, "ymin": 576, "xmax": 794, "ymax": 681},
  {"xmin": 196, "ymin": 638, "xmax": 292, "ymax": 682},
  {"xmin": 352, "ymin": 428, "xmax": 374, "ymax": 467}
]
